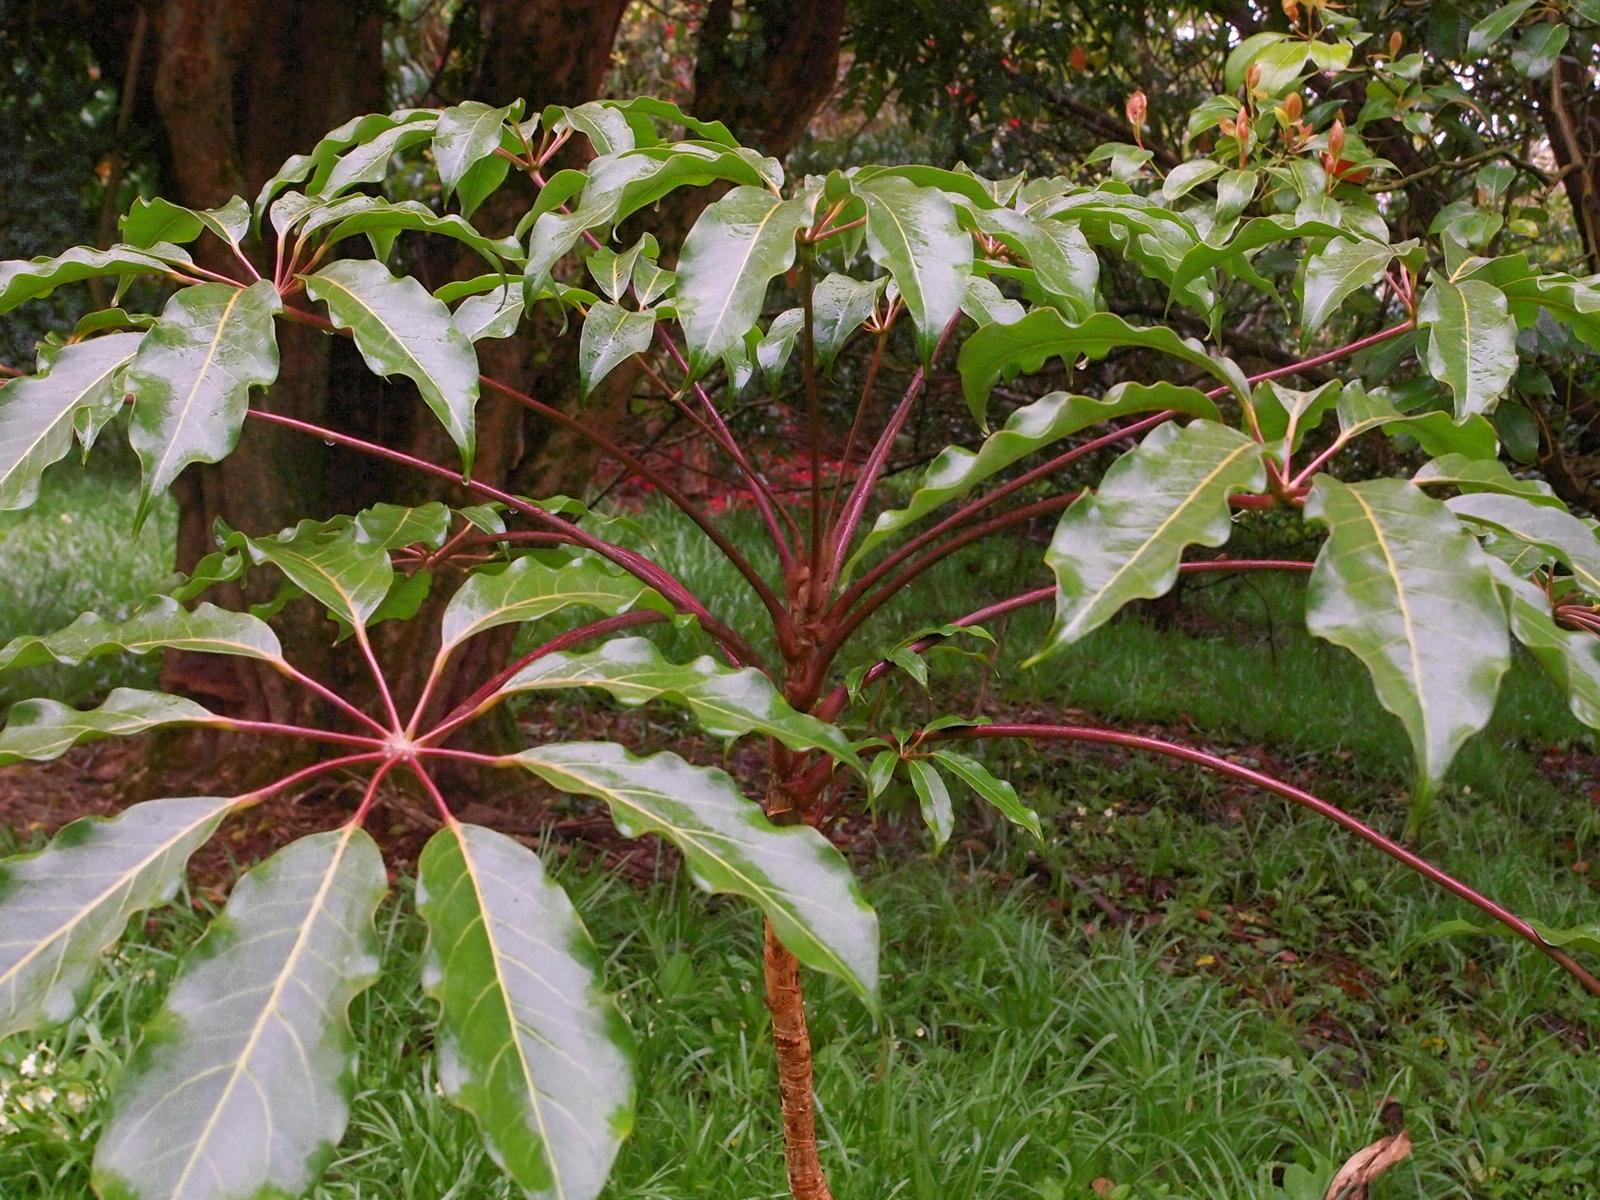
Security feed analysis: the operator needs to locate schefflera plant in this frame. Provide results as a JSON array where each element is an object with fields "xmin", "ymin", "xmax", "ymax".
[{"xmin": 0, "ymin": 77, "xmax": 1595, "ymax": 1200}]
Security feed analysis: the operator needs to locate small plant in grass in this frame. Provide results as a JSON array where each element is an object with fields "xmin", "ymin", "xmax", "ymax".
[{"xmin": 2, "ymin": 22, "xmax": 1600, "ymax": 1197}]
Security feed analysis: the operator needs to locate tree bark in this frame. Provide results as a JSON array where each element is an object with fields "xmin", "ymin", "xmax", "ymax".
[
  {"xmin": 1543, "ymin": 54, "xmax": 1600, "ymax": 274},
  {"xmin": 763, "ymin": 919, "xmax": 833, "ymax": 1200}
]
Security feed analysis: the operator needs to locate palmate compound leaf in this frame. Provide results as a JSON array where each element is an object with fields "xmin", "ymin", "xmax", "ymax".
[
  {"xmin": 0, "ymin": 796, "xmax": 236, "ymax": 1040},
  {"xmin": 507, "ymin": 742, "xmax": 879, "ymax": 1008},
  {"xmin": 1304, "ymin": 477, "xmax": 1511, "ymax": 806},
  {"xmin": 93, "ymin": 826, "xmax": 387, "ymax": 1200},
  {"xmin": 0, "ymin": 332, "xmax": 143, "ymax": 511},
  {"xmin": 675, "ymin": 185, "xmax": 817, "ymax": 379},
  {"xmin": 493, "ymin": 637, "xmax": 861, "ymax": 767},
  {"xmin": 305, "ymin": 259, "xmax": 480, "ymax": 472},
  {"xmin": 0, "ymin": 597, "xmax": 282, "ymax": 671},
  {"xmin": 126, "ymin": 280, "xmax": 282, "ymax": 523},
  {"xmin": 846, "ymin": 381, "xmax": 1221, "ymax": 575},
  {"xmin": 438, "ymin": 551, "xmax": 673, "ymax": 657},
  {"xmin": 1033, "ymin": 420, "xmax": 1267, "ymax": 659},
  {"xmin": 418, "ymin": 822, "xmax": 633, "ymax": 1200}
]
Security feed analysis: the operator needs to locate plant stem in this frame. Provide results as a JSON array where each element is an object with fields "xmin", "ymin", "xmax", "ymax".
[
  {"xmin": 354, "ymin": 624, "xmax": 402, "ymax": 731},
  {"xmin": 210, "ymin": 717, "xmax": 386, "ymax": 751},
  {"xmin": 764, "ymin": 919, "xmax": 833, "ymax": 1200},
  {"xmin": 351, "ymin": 758, "xmax": 400, "ymax": 824},
  {"xmin": 237, "ymin": 752, "xmax": 387, "ymax": 806},
  {"xmin": 273, "ymin": 661, "xmax": 392, "ymax": 735},
  {"xmin": 933, "ymin": 722, "xmax": 1600, "ymax": 999},
  {"xmin": 826, "ymin": 314, "xmax": 963, "ymax": 585}
]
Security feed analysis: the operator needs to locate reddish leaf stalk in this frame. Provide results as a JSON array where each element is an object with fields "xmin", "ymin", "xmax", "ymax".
[
  {"xmin": 242, "ymin": 407, "xmax": 757, "ymax": 665},
  {"xmin": 238, "ymin": 751, "xmax": 388, "ymax": 805},
  {"xmin": 933, "ymin": 722, "xmax": 1600, "ymax": 998}
]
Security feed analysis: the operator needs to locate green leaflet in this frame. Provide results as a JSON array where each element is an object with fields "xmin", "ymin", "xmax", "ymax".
[
  {"xmin": 1300, "ymin": 237, "xmax": 1399, "ymax": 337},
  {"xmin": 1170, "ymin": 215, "xmax": 1350, "ymax": 304},
  {"xmin": 0, "ymin": 688, "xmax": 218, "ymax": 766},
  {"xmin": 234, "ymin": 520, "xmax": 395, "ymax": 630},
  {"xmin": 1413, "ymin": 454, "xmax": 1560, "ymax": 505},
  {"xmin": 0, "ymin": 332, "xmax": 142, "ymax": 510},
  {"xmin": 675, "ymin": 185, "xmax": 816, "ymax": 378},
  {"xmin": 438, "ymin": 552, "xmax": 672, "ymax": 656},
  {"xmin": 858, "ymin": 176, "xmax": 973, "ymax": 363},
  {"xmin": 1485, "ymin": 557, "xmax": 1600, "ymax": 730},
  {"xmin": 1468, "ymin": 0, "xmax": 1538, "ymax": 54},
  {"xmin": 507, "ymin": 742, "xmax": 879, "ymax": 1009},
  {"xmin": 418, "ymin": 823, "xmax": 633, "ymax": 1200},
  {"xmin": 1253, "ymin": 379, "xmax": 1342, "ymax": 452},
  {"xmin": 0, "ymin": 796, "xmax": 235, "ymax": 1039},
  {"xmin": 958, "ymin": 309, "xmax": 1246, "ymax": 426},
  {"xmin": 126, "ymin": 281, "xmax": 282, "ymax": 523},
  {"xmin": 585, "ymin": 235, "xmax": 654, "ymax": 302},
  {"xmin": 906, "ymin": 759, "xmax": 954, "ymax": 850},
  {"xmin": 1417, "ymin": 279, "xmax": 1517, "ymax": 419},
  {"xmin": 1304, "ymin": 477, "xmax": 1510, "ymax": 807},
  {"xmin": 93, "ymin": 827, "xmax": 387, "ymax": 1200},
  {"xmin": 929, "ymin": 750, "xmax": 1042, "ymax": 839},
  {"xmin": 0, "ymin": 597, "xmax": 282, "ymax": 671},
  {"xmin": 966, "ymin": 207, "xmax": 1097, "ymax": 319},
  {"xmin": 0, "ymin": 244, "xmax": 189, "ymax": 317},
  {"xmin": 433, "ymin": 100, "xmax": 520, "ymax": 206},
  {"xmin": 580, "ymin": 302, "xmax": 656, "ymax": 398},
  {"xmin": 254, "ymin": 110, "xmax": 438, "ymax": 215},
  {"xmin": 305, "ymin": 259, "xmax": 480, "ymax": 472},
  {"xmin": 494, "ymin": 637, "xmax": 861, "ymax": 766},
  {"xmin": 810, "ymin": 274, "xmax": 886, "ymax": 370},
  {"xmin": 454, "ymin": 286, "xmax": 524, "ymax": 342},
  {"xmin": 1448, "ymin": 492, "xmax": 1600, "ymax": 596},
  {"xmin": 847, "ymin": 381, "xmax": 1220, "ymax": 574},
  {"xmin": 1334, "ymin": 385, "xmax": 1500, "ymax": 460},
  {"xmin": 1035, "ymin": 420, "xmax": 1266, "ymax": 657},
  {"xmin": 353, "ymin": 501, "xmax": 452, "ymax": 550},
  {"xmin": 300, "ymin": 196, "xmax": 523, "ymax": 268},
  {"xmin": 122, "ymin": 196, "xmax": 251, "ymax": 251}
]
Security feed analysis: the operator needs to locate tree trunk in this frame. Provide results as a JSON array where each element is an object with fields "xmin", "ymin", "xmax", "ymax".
[
  {"xmin": 1543, "ymin": 54, "xmax": 1600, "ymax": 274},
  {"xmin": 763, "ymin": 920, "xmax": 834, "ymax": 1200}
]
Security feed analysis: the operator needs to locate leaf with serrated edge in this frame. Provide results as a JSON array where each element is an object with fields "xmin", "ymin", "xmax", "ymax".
[
  {"xmin": 1417, "ymin": 279, "xmax": 1517, "ymax": 419},
  {"xmin": 580, "ymin": 303, "xmax": 656, "ymax": 398},
  {"xmin": 127, "ymin": 281, "xmax": 281, "ymax": 522},
  {"xmin": 439, "ymin": 553, "xmax": 671, "ymax": 655},
  {"xmin": 676, "ymin": 186, "xmax": 815, "ymax": 378},
  {"xmin": 1448, "ymin": 492, "xmax": 1600, "ymax": 596},
  {"xmin": 1036, "ymin": 420, "xmax": 1265, "ymax": 656},
  {"xmin": 0, "ymin": 796, "xmax": 235, "ymax": 1039},
  {"xmin": 848, "ymin": 382, "xmax": 1220, "ymax": 573},
  {"xmin": 0, "ymin": 688, "xmax": 218, "ymax": 766},
  {"xmin": 858, "ymin": 176, "xmax": 973, "ymax": 363},
  {"xmin": 0, "ymin": 597, "xmax": 281, "ymax": 671},
  {"xmin": 495, "ymin": 637, "xmax": 860, "ymax": 765},
  {"xmin": 93, "ymin": 827, "xmax": 386, "ymax": 1200},
  {"xmin": 418, "ymin": 823, "xmax": 633, "ymax": 1200},
  {"xmin": 508, "ymin": 742, "xmax": 878, "ymax": 1008},
  {"xmin": 0, "ymin": 333, "xmax": 142, "ymax": 510},
  {"xmin": 306, "ymin": 259, "xmax": 479, "ymax": 471},
  {"xmin": 1305, "ymin": 476, "xmax": 1510, "ymax": 800}
]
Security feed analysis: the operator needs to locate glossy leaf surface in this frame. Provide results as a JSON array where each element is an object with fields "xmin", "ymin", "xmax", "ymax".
[
  {"xmin": 418, "ymin": 822, "xmax": 633, "ymax": 1200},
  {"xmin": 0, "ymin": 688, "xmax": 217, "ymax": 766},
  {"xmin": 1417, "ymin": 279, "xmax": 1517, "ymax": 419},
  {"xmin": 0, "ymin": 597, "xmax": 282, "ymax": 671}
]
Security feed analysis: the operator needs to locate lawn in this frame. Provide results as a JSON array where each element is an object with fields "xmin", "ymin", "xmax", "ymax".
[{"xmin": 0, "ymin": 457, "xmax": 1597, "ymax": 1198}]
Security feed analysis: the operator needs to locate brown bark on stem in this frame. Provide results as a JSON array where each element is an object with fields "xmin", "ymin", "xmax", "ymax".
[{"xmin": 763, "ymin": 919, "xmax": 833, "ymax": 1200}]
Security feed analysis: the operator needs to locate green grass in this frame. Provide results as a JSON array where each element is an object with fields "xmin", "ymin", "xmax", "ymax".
[
  {"xmin": 0, "ymin": 449, "xmax": 174, "ymax": 708},
  {"xmin": 1, "ymin": 482, "xmax": 1598, "ymax": 1197}
]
